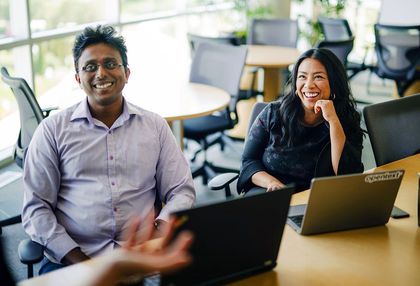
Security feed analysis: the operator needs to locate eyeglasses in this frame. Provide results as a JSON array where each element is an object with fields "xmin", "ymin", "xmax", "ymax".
[{"xmin": 80, "ymin": 62, "xmax": 124, "ymax": 73}]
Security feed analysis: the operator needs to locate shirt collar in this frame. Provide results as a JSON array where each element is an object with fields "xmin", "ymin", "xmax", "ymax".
[
  {"xmin": 70, "ymin": 97, "xmax": 144, "ymax": 125},
  {"xmin": 70, "ymin": 98, "xmax": 94, "ymax": 123}
]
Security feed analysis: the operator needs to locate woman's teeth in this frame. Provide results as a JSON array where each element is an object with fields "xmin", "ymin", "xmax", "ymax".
[{"xmin": 304, "ymin": 92, "xmax": 318, "ymax": 98}]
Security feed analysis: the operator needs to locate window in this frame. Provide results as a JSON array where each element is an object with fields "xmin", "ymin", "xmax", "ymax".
[
  {"xmin": 0, "ymin": 0, "xmax": 10, "ymax": 39},
  {"xmin": 121, "ymin": 0, "xmax": 175, "ymax": 20},
  {"xmin": 0, "ymin": 0, "xmax": 239, "ymax": 163},
  {"xmin": 32, "ymin": 36, "xmax": 75, "ymax": 97},
  {"xmin": 0, "ymin": 50, "xmax": 19, "ymax": 151},
  {"xmin": 29, "ymin": 0, "xmax": 107, "ymax": 32}
]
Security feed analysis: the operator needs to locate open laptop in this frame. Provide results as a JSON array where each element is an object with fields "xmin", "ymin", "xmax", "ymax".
[
  {"xmin": 287, "ymin": 170, "xmax": 405, "ymax": 235},
  {"xmin": 161, "ymin": 185, "xmax": 294, "ymax": 286}
]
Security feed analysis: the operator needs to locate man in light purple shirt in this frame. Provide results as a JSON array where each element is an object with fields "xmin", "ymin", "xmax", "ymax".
[{"xmin": 22, "ymin": 25, "xmax": 195, "ymax": 274}]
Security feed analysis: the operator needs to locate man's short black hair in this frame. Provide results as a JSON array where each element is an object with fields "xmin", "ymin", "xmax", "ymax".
[{"xmin": 72, "ymin": 25, "xmax": 128, "ymax": 72}]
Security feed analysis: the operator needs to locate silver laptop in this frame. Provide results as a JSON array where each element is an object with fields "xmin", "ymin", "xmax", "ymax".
[{"xmin": 287, "ymin": 170, "xmax": 405, "ymax": 235}]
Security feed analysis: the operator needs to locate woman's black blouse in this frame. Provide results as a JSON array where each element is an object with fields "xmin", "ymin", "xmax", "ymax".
[{"xmin": 237, "ymin": 102, "xmax": 364, "ymax": 193}]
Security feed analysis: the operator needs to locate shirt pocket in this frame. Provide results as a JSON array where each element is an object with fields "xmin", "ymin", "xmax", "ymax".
[{"xmin": 122, "ymin": 142, "xmax": 160, "ymax": 190}]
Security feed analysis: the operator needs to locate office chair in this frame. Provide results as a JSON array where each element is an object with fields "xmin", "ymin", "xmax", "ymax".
[
  {"xmin": 373, "ymin": 24, "xmax": 420, "ymax": 97},
  {"xmin": 183, "ymin": 42, "xmax": 247, "ymax": 185},
  {"xmin": 187, "ymin": 33, "xmax": 262, "ymax": 103},
  {"xmin": 208, "ymin": 102, "xmax": 268, "ymax": 197},
  {"xmin": 318, "ymin": 17, "xmax": 368, "ymax": 80},
  {"xmin": 0, "ymin": 67, "xmax": 56, "ymax": 168},
  {"xmin": 318, "ymin": 17, "xmax": 353, "ymax": 41},
  {"xmin": 316, "ymin": 38, "xmax": 354, "ymax": 67},
  {"xmin": 246, "ymin": 18, "xmax": 299, "ymax": 99},
  {"xmin": 247, "ymin": 18, "xmax": 299, "ymax": 47},
  {"xmin": 0, "ymin": 67, "xmax": 53, "ymax": 278},
  {"xmin": 363, "ymin": 93, "xmax": 420, "ymax": 166},
  {"xmin": 187, "ymin": 33, "xmax": 236, "ymax": 51}
]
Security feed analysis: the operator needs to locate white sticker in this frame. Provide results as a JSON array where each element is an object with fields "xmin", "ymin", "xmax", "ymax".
[{"xmin": 365, "ymin": 171, "xmax": 404, "ymax": 183}]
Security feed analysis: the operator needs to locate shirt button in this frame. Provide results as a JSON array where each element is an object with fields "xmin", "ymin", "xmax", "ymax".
[
  {"xmin": 113, "ymin": 207, "xmax": 118, "ymax": 212},
  {"xmin": 111, "ymin": 181, "xmax": 115, "ymax": 186},
  {"xmin": 109, "ymin": 155, "xmax": 113, "ymax": 160},
  {"xmin": 108, "ymin": 130, "xmax": 112, "ymax": 134}
]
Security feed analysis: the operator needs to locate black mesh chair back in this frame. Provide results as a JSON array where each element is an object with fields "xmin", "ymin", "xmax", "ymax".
[
  {"xmin": 0, "ymin": 67, "xmax": 48, "ymax": 277},
  {"xmin": 363, "ymin": 93, "xmax": 420, "ymax": 166},
  {"xmin": 187, "ymin": 33, "xmax": 236, "ymax": 58},
  {"xmin": 318, "ymin": 17, "xmax": 353, "ymax": 41},
  {"xmin": 1, "ymin": 67, "xmax": 45, "ymax": 168},
  {"xmin": 374, "ymin": 24, "xmax": 420, "ymax": 96},
  {"xmin": 187, "ymin": 33, "xmax": 261, "ymax": 102},
  {"xmin": 316, "ymin": 38, "xmax": 354, "ymax": 66},
  {"xmin": 247, "ymin": 18, "xmax": 299, "ymax": 48},
  {"xmin": 190, "ymin": 42, "xmax": 247, "ymax": 98},
  {"xmin": 318, "ymin": 17, "xmax": 368, "ymax": 80},
  {"xmin": 185, "ymin": 42, "xmax": 247, "ymax": 185}
]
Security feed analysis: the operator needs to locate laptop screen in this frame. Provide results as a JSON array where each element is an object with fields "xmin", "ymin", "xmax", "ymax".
[{"xmin": 162, "ymin": 185, "xmax": 294, "ymax": 286}]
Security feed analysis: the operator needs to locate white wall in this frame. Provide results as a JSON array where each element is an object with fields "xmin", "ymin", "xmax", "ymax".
[{"xmin": 379, "ymin": 0, "xmax": 420, "ymax": 25}]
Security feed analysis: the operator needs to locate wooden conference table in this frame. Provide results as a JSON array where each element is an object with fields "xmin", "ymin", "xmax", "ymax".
[
  {"xmin": 231, "ymin": 154, "xmax": 420, "ymax": 286},
  {"xmin": 119, "ymin": 82, "xmax": 229, "ymax": 148},
  {"xmin": 246, "ymin": 45, "xmax": 301, "ymax": 102},
  {"xmin": 124, "ymin": 82, "xmax": 229, "ymax": 122},
  {"xmin": 19, "ymin": 154, "xmax": 420, "ymax": 286}
]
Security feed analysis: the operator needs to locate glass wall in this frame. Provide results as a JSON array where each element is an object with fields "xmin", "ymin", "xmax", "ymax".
[
  {"xmin": 32, "ymin": 36, "xmax": 75, "ymax": 97},
  {"xmin": 29, "ymin": 0, "xmax": 107, "ymax": 32},
  {"xmin": 121, "ymin": 0, "xmax": 175, "ymax": 20},
  {"xmin": 290, "ymin": 0, "xmax": 381, "ymax": 63},
  {"xmin": 0, "ymin": 0, "xmax": 10, "ymax": 39},
  {"xmin": 0, "ymin": 50, "xmax": 18, "ymax": 151},
  {"xmin": 0, "ymin": 0, "xmax": 235, "ymax": 162}
]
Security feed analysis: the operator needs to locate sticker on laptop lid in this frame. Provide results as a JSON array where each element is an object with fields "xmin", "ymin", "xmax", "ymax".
[{"xmin": 365, "ymin": 170, "xmax": 404, "ymax": 183}]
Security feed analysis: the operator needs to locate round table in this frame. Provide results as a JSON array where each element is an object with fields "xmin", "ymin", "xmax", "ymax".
[
  {"xmin": 125, "ymin": 82, "xmax": 230, "ymax": 122},
  {"xmin": 246, "ymin": 45, "xmax": 301, "ymax": 102},
  {"xmin": 125, "ymin": 82, "xmax": 230, "ymax": 148}
]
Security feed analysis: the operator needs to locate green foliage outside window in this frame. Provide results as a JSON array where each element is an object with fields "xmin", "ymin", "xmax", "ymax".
[
  {"xmin": 232, "ymin": 0, "xmax": 273, "ymax": 40},
  {"xmin": 29, "ymin": 0, "xmax": 105, "ymax": 32},
  {"xmin": 293, "ymin": 0, "xmax": 346, "ymax": 46},
  {"xmin": 0, "ymin": 0, "xmax": 10, "ymax": 38}
]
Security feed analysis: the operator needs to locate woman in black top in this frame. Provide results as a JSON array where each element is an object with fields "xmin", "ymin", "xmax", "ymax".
[{"xmin": 238, "ymin": 48, "xmax": 364, "ymax": 194}]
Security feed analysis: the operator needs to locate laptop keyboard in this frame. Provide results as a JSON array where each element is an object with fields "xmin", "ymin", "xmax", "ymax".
[{"xmin": 289, "ymin": 215, "xmax": 304, "ymax": 227}]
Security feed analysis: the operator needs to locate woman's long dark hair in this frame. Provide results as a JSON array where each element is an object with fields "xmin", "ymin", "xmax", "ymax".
[{"xmin": 278, "ymin": 48, "xmax": 364, "ymax": 146}]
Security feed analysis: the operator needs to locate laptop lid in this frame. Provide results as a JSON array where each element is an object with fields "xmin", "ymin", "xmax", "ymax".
[
  {"xmin": 162, "ymin": 185, "xmax": 294, "ymax": 286},
  {"xmin": 287, "ymin": 170, "xmax": 404, "ymax": 235}
]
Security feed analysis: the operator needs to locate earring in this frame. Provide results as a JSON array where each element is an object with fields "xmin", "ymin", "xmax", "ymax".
[
  {"xmin": 295, "ymin": 90, "xmax": 298, "ymax": 96},
  {"xmin": 330, "ymin": 94, "xmax": 336, "ymax": 100}
]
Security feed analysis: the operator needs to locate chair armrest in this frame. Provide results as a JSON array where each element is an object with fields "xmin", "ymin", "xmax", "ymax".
[
  {"xmin": 208, "ymin": 172, "xmax": 239, "ymax": 190},
  {"xmin": 42, "ymin": 106, "xmax": 58, "ymax": 117},
  {"xmin": 18, "ymin": 239, "xmax": 44, "ymax": 265}
]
